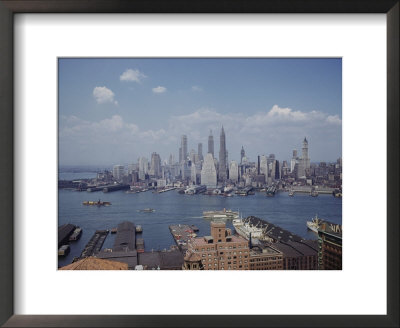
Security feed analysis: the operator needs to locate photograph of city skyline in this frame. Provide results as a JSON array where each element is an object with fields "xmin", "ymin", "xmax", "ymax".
[{"xmin": 58, "ymin": 58, "xmax": 342, "ymax": 271}]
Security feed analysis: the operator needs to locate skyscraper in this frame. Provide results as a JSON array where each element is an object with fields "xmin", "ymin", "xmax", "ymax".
[
  {"xmin": 302, "ymin": 137, "xmax": 310, "ymax": 169},
  {"xmin": 218, "ymin": 126, "xmax": 227, "ymax": 181},
  {"xmin": 181, "ymin": 135, "xmax": 188, "ymax": 163},
  {"xmin": 229, "ymin": 160, "xmax": 239, "ymax": 183},
  {"xmin": 198, "ymin": 143, "xmax": 203, "ymax": 162},
  {"xmin": 291, "ymin": 149, "xmax": 298, "ymax": 173},
  {"xmin": 297, "ymin": 137, "xmax": 310, "ymax": 178},
  {"xmin": 149, "ymin": 152, "xmax": 161, "ymax": 178},
  {"xmin": 240, "ymin": 146, "xmax": 245, "ymax": 164},
  {"xmin": 112, "ymin": 165, "xmax": 125, "ymax": 182},
  {"xmin": 138, "ymin": 157, "xmax": 148, "ymax": 180},
  {"xmin": 201, "ymin": 153, "xmax": 217, "ymax": 188},
  {"xmin": 208, "ymin": 130, "xmax": 214, "ymax": 157}
]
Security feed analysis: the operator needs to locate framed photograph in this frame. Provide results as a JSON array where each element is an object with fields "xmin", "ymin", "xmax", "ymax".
[{"xmin": 0, "ymin": 1, "xmax": 398, "ymax": 327}]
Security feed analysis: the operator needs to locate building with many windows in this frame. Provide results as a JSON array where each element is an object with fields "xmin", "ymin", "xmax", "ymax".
[
  {"xmin": 249, "ymin": 244, "xmax": 283, "ymax": 270},
  {"xmin": 218, "ymin": 126, "xmax": 227, "ymax": 181},
  {"xmin": 201, "ymin": 153, "xmax": 217, "ymax": 188},
  {"xmin": 184, "ymin": 221, "xmax": 250, "ymax": 270},
  {"xmin": 318, "ymin": 223, "xmax": 342, "ymax": 270},
  {"xmin": 112, "ymin": 165, "xmax": 125, "ymax": 182},
  {"xmin": 208, "ymin": 130, "xmax": 214, "ymax": 157}
]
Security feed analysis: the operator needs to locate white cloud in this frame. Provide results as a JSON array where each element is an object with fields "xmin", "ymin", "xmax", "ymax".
[
  {"xmin": 152, "ymin": 86, "xmax": 167, "ymax": 94},
  {"xmin": 326, "ymin": 115, "xmax": 342, "ymax": 125},
  {"xmin": 191, "ymin": 85, "xmax": 203, "ymax": 92},
  {"xmin": 59, "ymin": 105, "xmax": 341, "ymax": 165},
  {"xmin": 120, "ymin": 69, "xmax": 147, "ymax": 83},
  {"xmin": 93, "ymin": 86, "xmax": 116, "ymax": 104}
]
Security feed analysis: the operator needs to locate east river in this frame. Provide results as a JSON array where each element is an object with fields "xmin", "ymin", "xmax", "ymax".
[{"xmin": 58, "ymin": 179, "xmax": 342, "ymax": 268}]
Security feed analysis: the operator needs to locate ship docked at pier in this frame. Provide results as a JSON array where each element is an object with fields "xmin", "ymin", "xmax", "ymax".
[
  {"xmin": 203, "ymin": 208, "xmax": 239, "ymax": 220},
  {"xmin": 232, "ymin": 216, "xmax": 304, "ymax": 243},
  {"xmin": 306, "ymin": 215, "xmax": 340, "ymax": 234}
]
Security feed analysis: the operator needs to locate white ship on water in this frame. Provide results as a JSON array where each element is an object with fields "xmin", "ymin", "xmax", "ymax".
[
  {"xmin": 232, "ymin": 217, "xmax": 265, "ymax": 240},
  {"xmin": 203, "ymin": 208, "xmax": 239, "ymax": 219},
  {"xmin": 307, "ymin": 214, "xmax": 342, "ymax": 234},
  {"xmin": 306, "ymin": 214, "xmax": 324, "ymax": 233}
]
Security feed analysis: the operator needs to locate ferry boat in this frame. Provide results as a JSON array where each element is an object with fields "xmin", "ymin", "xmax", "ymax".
[
  {"xmin": 138, "ymin": 208, "xmax": 155, "ymax": 213},
  {"xmin": 203, "ymin": 208, "xmax": 239, "ymax": 219},
  {"xmin": 82, "ymin": 200, "xmax": 111, "ymax": 206}
]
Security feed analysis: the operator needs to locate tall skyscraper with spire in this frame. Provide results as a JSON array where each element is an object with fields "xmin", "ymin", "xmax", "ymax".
[
  {"xmin": 240, "ymin": 146, "xmax": 245, "ymax": 164},
  {"xmin": 218, "ymin": 126, "xmax": 227, "ymax": 181},
  {"xmin": 208, "ymin": 130, "xmax": 214, "ymax": 158},
  {"xmin": 297, "ymin": 137, "xmax": 310, "ymax": 178}
]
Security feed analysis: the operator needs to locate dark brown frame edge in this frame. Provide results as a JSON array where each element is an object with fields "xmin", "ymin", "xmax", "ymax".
[{"xmin": 0, "ymin": 0, "xmax": 398, "ymax": 327}]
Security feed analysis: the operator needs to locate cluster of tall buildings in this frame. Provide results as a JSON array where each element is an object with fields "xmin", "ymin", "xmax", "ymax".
[{"xmin": 103, "ymin": 129, "xmax": 341, "ymax": 190}]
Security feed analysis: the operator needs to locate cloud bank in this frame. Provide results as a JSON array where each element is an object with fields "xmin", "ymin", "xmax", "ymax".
[{"xmin": 59, "ymin": 105, "xmax": 341, "ymax": 165}]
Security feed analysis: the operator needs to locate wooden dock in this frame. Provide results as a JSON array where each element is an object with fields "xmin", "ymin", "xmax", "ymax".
[{"xmin": 169, "ymin": 224, "xmax": 198, "ymax": 252}]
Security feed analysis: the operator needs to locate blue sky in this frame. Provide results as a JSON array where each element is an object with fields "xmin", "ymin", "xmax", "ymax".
[{"xmin": 59, "ymin": 58, "xmax": 342, "ymax": 166}]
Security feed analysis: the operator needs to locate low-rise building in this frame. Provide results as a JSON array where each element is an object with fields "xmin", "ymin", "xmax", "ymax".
[{"xmin": 249, "ymin": 244, "xmax": 283, "ymax": 270}]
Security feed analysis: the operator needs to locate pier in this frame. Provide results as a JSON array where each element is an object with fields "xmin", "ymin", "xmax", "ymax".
[
  {"xmin": 58, "ymin": 224, "xmax": 76, "ymax": 248},
  {"xmin": 266, "ymin": 185, "xmax": 277, "ymax": 196},
  {"xmin": 290, "ymin": 186, "xmax": 336, "ymax": 194},
  {"xmin": 103, "ymin": 184, "xmax": 130, "ymax": 193},
  {"xmin": 169, "ymin": 224, "xmax": 197, "ymax": 252},
  {"xmin": 155, "ymin": 186, "xmax": 178, "ymax": 193},
  {"xmin": 87, "ymin": 186, "xmax": 103, "ymax": 192},
  {"xmin": 236, "ymin": 187, "xmax": 253, "ymax": 196},
  {"xmin": 78, "ymin": 230, "xmax": 109, "ymax": 259}
]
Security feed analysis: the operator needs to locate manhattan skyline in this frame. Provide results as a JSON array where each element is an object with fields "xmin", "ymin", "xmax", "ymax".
[{"xmin": 59, "ymin": 58, "xmax": 342, "ymax": 165}]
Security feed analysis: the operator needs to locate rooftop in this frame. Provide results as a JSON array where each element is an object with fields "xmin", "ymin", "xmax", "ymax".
[
  {"xmin": 59, "ymin": 257, "xmax": 128, "ymax": 270},
  {"xmin": 97, "ymin": 250, "xmax": 138, "ymax": 269},
  {"xmin": 113, "ymin": 221, "xmax": 136, "ymax": 251}
]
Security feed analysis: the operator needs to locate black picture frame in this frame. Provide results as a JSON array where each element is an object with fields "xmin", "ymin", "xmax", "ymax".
[{"xmin": 0, "ymin": 1, "xmax": 398, "ymax": 327}]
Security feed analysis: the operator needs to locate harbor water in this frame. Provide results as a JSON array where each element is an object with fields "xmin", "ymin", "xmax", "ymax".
[{"xmin": 58, "ymin": 188, "xmax": 342, "ymax": 268}]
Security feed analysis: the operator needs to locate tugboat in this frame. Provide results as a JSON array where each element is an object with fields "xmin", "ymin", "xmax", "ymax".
[
  {"xmin": 138, "ymin": 208, "xmax": 155, "ymax": 213},
  {"xmin": 82, "ymin": 199, "xmax": 111, "ymax": 206}
]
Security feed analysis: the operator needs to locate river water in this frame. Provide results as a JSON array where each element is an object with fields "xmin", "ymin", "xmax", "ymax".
[{"xmin": 58, "ymin": 185, "xmax": 342, "ymax": 268}]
